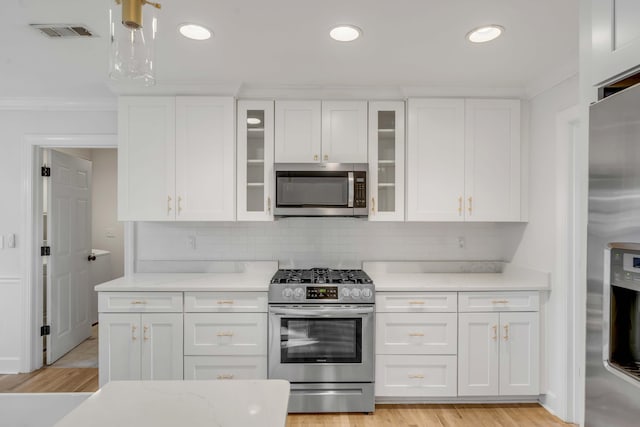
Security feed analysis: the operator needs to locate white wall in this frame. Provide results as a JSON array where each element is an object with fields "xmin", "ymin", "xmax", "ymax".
[
  {"xmin": 511, "ymin": 74, "xmax": 580, "ymax": 418},
  {"xmin": 136, "ymin": 220, "xmax": 527, "ymax": 269},
  {"xmin": 91, "ymin": 148, "xmax": 124, "ymax": 280},
  {"xmin": 0, "ymin": 108, "xmax": 116, "ymax": 373}
]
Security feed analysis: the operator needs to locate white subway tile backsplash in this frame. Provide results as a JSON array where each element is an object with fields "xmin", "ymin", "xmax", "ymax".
[{"xmin": 135, "ymin": 220, "xmax": 526, "ymax": 271}]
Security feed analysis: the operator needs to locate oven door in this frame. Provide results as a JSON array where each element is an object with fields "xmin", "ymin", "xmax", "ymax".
[{"xmin": 268, "ymin": 305, "xmax": 374, "ymax": 383}]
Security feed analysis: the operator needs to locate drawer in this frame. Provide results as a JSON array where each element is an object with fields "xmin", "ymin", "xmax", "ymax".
[
  {"xmin": 376, "ymin": 313, "xmax": 457, "ymax": 355},
  {"xmin": 375, "ymin": 355, "xmax": 457, "ymax": 397},
  {"xmin": 184, "ymin": 356, "xmax": 267, "ymax": 380},
  {"xmin": 184, "ymin": 313, "xmax": 267, "ymax": 356},
  {"xmin": 376, "ymin": 292, "xmax": 457, "ymax": 312},
  {"xmin": 458, "ymin": 291, "xmax": 539, "ymax": 312},
  {"xmin": 184, "ymin": 292, "xmax": 267, "ymax": 313},
  {"xmin": 98, "ymin": 292, "xmax": 183, "ymax": 312}
]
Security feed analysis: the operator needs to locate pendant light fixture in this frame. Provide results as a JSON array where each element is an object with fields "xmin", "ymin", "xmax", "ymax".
[{"xmin": 109, "ymin": 0, "xmax": 161, "ymax": 86}]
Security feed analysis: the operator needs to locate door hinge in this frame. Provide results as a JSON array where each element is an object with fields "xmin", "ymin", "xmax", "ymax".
[
  {"xmin": 40, "ymin": 325, "xmax": 50, "ymax": 336},
  {"xmin": 41, "ymin": 166, "xmax": 51, "ymax": 177},
  {"xmin": 41, "ymin": 246, "xmax": 51, "ymax": 256}
]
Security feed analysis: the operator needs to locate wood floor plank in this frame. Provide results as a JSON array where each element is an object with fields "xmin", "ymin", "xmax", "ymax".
[{"xmin": 0, "ymin": 368, "xmax": 98, "ymax": 393}]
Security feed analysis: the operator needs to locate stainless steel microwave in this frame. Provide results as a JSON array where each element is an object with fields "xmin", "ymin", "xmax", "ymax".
[{"xmin": 274, "ymin": 163, "xmax": 368, "ymax": 217}]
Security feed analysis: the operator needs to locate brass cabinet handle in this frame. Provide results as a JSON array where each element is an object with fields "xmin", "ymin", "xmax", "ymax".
[
  {"xmin": 314, "ymin": 154, "xmax": 319, "ymax": 161},
  {"xmin": 408, "ymin": 374, "xmax": 424, "ymax": 379},
  {"xmin": 492, "ymin": 324, "xmax": 498, "ymax": 341},
  {"xmin": 143, "ymin": 325, "xmax": 149, "ymax": 341},
  {"xmin": 458, "ymin": 197, "xmax": 463, "ymax": 216},
  {"xmin": 267, "ymin": 197, "xmax": 271, "ymax": 214},
  {"xmin": 217, "ymin": 374, "xmax": 234, "ymax": 380},
  {"xmin": 178, "ymin": 196, "xmax": 183, "ymax": 214},
  {"xmin": 408, "ymin": 332, "xmax": 424, "ymax": 337},
  {"xmin": 408, "ymin": 301, "xmax": 425, "ymax": 305},
  {"xmin": 468, "ymin": 196, "xmax": 473, "ymax": 215},
  {"xmin": 131, "ymin": 325, "xmax": 137, "ymax": 341},
  {"xmin": 167, "ymin": 196, "xmax": 172, "ymax": 214},
  {"xmin": 324, "ymin": 154, "xmax": 329, "ymax": 161},
  {"xmin": 217, "ymin": 300, "xmax": 234, "ymax": 305},
  {"xmin": 492, "ymin": 300, "xmax": 509, "ymax": 304},
  {"xmin": 503, "ymin": 324, "xmax": 509, "ymax": 341},
  {"xmin": 371, "ymin": 197, "xmax": 376, "ymax": 214},
  {"xmin": 216, "ymin": 332, "xmax": 234, "ymax": 337},
  {"xmin": 131, "ymin": 300, "xmax": 147, "ymax": 305}
]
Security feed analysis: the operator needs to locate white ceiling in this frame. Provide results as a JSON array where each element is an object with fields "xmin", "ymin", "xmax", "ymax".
[{"xmin": 0, "ymin": 0, "xmax": 579, "ymax": 98}]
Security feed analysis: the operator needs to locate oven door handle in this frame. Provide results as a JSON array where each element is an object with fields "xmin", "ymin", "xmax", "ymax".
[{"xmin": 269, "ymin": 306, "xmax": 374, "ymax": 317}]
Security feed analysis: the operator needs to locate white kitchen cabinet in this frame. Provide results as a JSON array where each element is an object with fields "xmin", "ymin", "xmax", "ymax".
[
  {"xmin": 321, "ymin": 101, "xmax": 368, "ymax": 163},
  {"xmin": 376, "ymin": 313, "xmax": 457, "ymax": 355},
  {"xmin": 275, "ymin": 100, "xmax": 368, "ymax": 163},
  {"xmin": 458, "ymin": 298, "xmax": 539, "ymax": 396},
  {"xmin": 592, "ymin": 0, "xmax": 640, "ymax": 85},
  {"xmin": 376, "ymin": 354, "xmax": 457, "ymax": 397},
  {"xmin": 183, "ymin": 313, "xmax": 267, "ymax": 356},
  {"xmin": 175, "ymin": 97, "xmax": 235, "ymax": 221},
  {"xmin": 237, "ymin": 100, "xmax": 274, "ymax": 221},
  {"xmin": 99, "ymin": 312, "xmax": 183, "ymax": 386},
  {"xmin": 118, "ymin": 96, "xmax": 235, "ymax": 221},
  {"xmin": 184, "ymin": 356, "xmax": 267, "ymax": 380},
  {"xmin": 275, "ymin": 100, "xmax": 321, "ymax": 163},
  {"xmin": 368, "ymin": 101, "xmax": 405, "ymax": 221},
  {"xmin": 406, "ymin": 98, "xmax": 521, "ymax": 222},
  {"xmin": 118, "ymin": 97, "xmax": 175, "ymax": 221}
]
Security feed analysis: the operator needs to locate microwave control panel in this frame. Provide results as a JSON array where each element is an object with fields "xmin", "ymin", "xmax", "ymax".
[{"xmin": 354, "ymin": 171, "xmax": 367, "ymax": 208}]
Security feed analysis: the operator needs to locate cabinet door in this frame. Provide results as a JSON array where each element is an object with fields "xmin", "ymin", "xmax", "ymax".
[
  {"xmin": 140, "ymin": 313, "xmax": 183, "ymax": 380},
  {"xmin": 592, "ymin": 0, "xmax": 640, "ymax": 85},
  {"xmin": 184, "ymin": 313, "xmax": 267, "ymax": 356},
  {"xmin": 118, "ymin": 97, "xmax": 175, "ymax": 221},
  {"xmin": 275, "ymin": 100, "xmax": 321, "ymax": 163},
  {"xmin": 368, "ymin": 101, "xmax": 405, "ymax": 221},
  {"xmin": 465, "ymin": 99, "xmax": 521, "ymax": 221},
  {"xmin": 175, "ymin": 97, "xmax": 235, "ymax": 221},
  {"xmin": 321, "ymin": 101, "xmax": 368, "ymax": 163},
  {"xmin": 458, "ymin": 312, "xmax": 499, "ymax": 396},
  {"xmin": 184, "ymin": 356, "xmax": 267, "ymax": 380},
  {"xmin": 237, "ymin": 100, "xmax": 275, "ymax": 221},
  {"xmin": 499, "ymin": 312, "xmax": 539, "ymax": 395},
  {"xmin": 98, "ymin": 313, "xmax": 141, "ymax": 386},
  {"xmin": 375, "ymin": 355, "xmax": 457, "ymax": 397},
  {"xmin": 407, "ymin": 99, "xmax": 465, "ymax": 221}
]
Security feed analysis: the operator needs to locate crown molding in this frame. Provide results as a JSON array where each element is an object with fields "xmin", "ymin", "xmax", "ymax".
[{"xmin": 0, "ymin": 97, "xmax": 117, "ymax": 111}]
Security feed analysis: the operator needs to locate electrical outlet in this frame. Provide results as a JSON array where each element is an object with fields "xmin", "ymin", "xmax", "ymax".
[
  {"xmin": 105, "ymin": 228, "xmax": 116, "ymax": 239},
  {"xmin": 188, "ymin": 235, "xmax": 196, "ymax": 250}
]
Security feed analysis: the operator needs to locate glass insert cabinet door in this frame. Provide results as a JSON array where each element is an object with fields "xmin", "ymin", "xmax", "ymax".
[
  {"xmin": 368, "ymin": 101, "xmax": 405, "ymax": 221},
  {"xmin": 237, "ymin": 100, "xmax": 274, "ymax": 221}
]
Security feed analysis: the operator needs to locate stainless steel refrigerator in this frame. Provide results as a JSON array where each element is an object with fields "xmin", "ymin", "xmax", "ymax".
[{"xmin": 587, "ymin": 83, "xmax": 640, "ymax": 426}]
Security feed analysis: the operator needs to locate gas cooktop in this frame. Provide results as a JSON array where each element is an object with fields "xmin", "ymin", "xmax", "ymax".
[{"xmin": 270, "ymin": 268, "xmax": 373, "ymax": 285}]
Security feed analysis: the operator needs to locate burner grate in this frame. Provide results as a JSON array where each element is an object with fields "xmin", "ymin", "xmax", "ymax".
[{"xmin": 270, "ymin": 268, "xmax": 373, "ymax": 284}]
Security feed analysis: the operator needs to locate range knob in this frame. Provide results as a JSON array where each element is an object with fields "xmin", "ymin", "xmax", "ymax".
[
  {"xmin": 362, "ymin": 288, "xmax": 372, "ymax": 299},
  {"xmin": 294, "ymin": 287, "xmax": 305, "ymax": 299},
  {"xmin": 282, "ymin": 288, "xmax": 293, "ymax": 298},
  {"xmin": 350, "ymin": 288, "xmax": 362, "ymax": 299}
]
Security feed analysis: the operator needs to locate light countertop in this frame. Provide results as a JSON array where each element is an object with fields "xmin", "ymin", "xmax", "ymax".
[
  {"xmin": 95, "ymin": 261, "xmax": 277, "ymax": 292},
  {"xmin": 363, "ymin": 261, "xmax": 550, "ymax": 291},
  {"xmin": 53, "ymin": 380, "xmax": 290, "ymax": 427}
]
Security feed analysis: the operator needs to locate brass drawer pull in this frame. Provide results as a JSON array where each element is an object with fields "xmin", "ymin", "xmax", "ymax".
[
  {"xmin": 492, "ymin": 324, "xmax": 498, "ymax": 341},
  {"xmin": 217, "ymin": 332, "xmax": 234, "ymax": 337},
  {"xmin": 408, "ymin": 332, "xmax": 425, "ymax": 337},
  {"xmin": 217, "ymin": 374, "xmax": 234, "ymax": 380},
  {"xmin": 130, "ymin": 300, "xmax": 147, "ymax": 305},
  {"xmin": 408, "ymin": 301, "xmax": 425, "ymax": 305},
  {"xmin": 503, "ymin": 324, "xmax": 510, "ymax": 341},
  {"xmin": 491, "ymin": 300, "xmax": 509, "ymax": 304},
  {"xmin": 143, "ymin": 326, "xmax": 149, "ymax": 341},
  {"xmin": 217, "ymin": 300, "xmax": 235, "ymax": 305},
  {"xmin": 408, "ymin": 374, "xmax": 424, "ymax": 379}
]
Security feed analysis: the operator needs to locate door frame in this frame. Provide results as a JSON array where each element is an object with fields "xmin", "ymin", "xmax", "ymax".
[{"xmin": 21, "ymin": 134, "xmax": 130, "ymax": 372}]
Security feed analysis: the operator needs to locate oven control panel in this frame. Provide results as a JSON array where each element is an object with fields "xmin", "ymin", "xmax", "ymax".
[
  {"xmin": 307, "ymin": 286, "xmax": 338, "ymax": 299},
  {"xmin": 269, "ymin": 283, "xmax": 375, "ymax": 304}
]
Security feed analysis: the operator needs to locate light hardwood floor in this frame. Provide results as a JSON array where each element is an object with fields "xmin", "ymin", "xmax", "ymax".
[{"xmin": 0, "ymin": 367, "xmax": 98, "ymax": 393}]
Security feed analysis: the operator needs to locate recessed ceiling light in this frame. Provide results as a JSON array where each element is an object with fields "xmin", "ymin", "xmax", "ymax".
[
  {"xmin": 466, "ymin": 25, "xmax": 504, "ymax": 43},
  {"xmin": 247, "ymin": 118, "xmax": 261, "ymax": 125},
  {"xmin": 329, "ymin": 25, "xmax": 361, "ymax": 42},
  {"xmin": 178, "ymin": 23, "xmax": 212, "ymax": 41}
]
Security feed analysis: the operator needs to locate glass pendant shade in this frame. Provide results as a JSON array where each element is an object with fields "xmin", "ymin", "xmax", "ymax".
[{"xmin": 109, "ymin": 0, "xmax": 157, "ymax": 86}]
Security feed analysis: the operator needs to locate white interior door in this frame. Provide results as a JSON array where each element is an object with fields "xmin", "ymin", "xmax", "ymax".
[{"xmin": 46, "ymin": 149, "xmax": 92, "ymax": 364}]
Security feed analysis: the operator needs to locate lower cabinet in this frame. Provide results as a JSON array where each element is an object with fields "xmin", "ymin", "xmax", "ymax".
[
  {"xmin": 376, "ymin": 355, "xmax": 457, "ymax": 397},
  {"xmin": 184, "ymin": 356, "xmax": 267, "ymax": 380},
  {"xmin": 99, "ymin": 312, "xmax": 183, "ymax": 386}
]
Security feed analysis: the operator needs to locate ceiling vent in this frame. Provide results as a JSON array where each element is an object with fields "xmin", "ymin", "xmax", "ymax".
[{"xmin": 30, "ymin": 24, "xmax": 95, "ymax": 38}]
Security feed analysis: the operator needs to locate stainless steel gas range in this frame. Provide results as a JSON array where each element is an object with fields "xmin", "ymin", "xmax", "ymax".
[{"xmin": 268, "ymin": 268, "xmax": 375, "ymax": 413}]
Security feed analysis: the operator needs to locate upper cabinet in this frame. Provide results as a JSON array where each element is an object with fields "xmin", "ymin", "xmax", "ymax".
[
  {"xmin": 368, "ymin": 101, "xmax": 405, "ymax": 221},
  {"xmin": 592, "ymin": 0, "xmax": 640, "ymax": 85},
  {"xmin": 237, "ymin": 100, "xmax": 275, "ymax": 221},
  {"xmin": 407, "ymin": 98, "xmax": 521, "ymax": 222},
  {"xmin": 118, "ymin": 96, "xmax": 235, "ymax": 221},
  {"xmin": 274, "ymin": 100, "xmax": 368, "ymax": 163}
]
